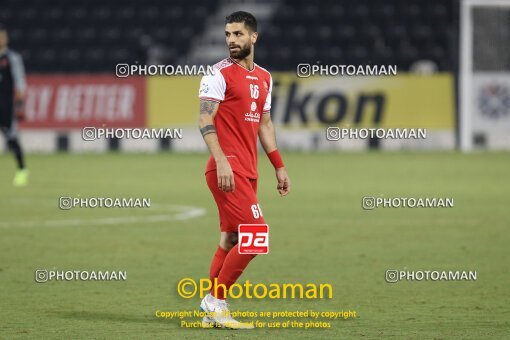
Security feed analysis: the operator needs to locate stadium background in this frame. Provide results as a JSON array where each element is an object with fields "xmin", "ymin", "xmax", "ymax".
[
  {"xmin": 1, "ymin": 0, "xmax": 509, "ymax": 339},
  {"xmin": 1, "ymin": 0, "xmax": 462, "ymax": 152}
]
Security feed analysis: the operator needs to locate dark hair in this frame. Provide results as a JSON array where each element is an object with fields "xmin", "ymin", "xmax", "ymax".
[{"xmin": 225, "ymin": 11, "xmax": 257, "ymax": 32}]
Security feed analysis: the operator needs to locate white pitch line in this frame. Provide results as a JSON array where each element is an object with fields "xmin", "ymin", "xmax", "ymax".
[{"xmin": 0, "ymin": 204, "xmax": 206, "ymax": 229}]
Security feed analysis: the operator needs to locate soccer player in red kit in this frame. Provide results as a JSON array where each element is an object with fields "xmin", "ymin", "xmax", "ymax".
[{"xmin": 198, "ymin": 11, "xmax": 291, "ymax": 329}]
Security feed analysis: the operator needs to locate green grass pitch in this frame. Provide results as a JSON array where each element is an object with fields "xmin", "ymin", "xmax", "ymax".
[{"xmin": 1, "ymin": 152, "xmax": 509, "ymax": 339}]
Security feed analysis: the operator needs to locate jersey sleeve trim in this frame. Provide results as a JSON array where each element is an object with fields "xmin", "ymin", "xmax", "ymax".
[{"xmin": 199, "ymin": 97, "xmax": 222, "ymax": 103}]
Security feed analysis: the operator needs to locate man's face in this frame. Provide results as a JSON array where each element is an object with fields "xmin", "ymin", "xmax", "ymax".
[
  {"xmin": 225, "ymin": 22, "xmax": 257, "ymax": 60},
  {"xmin": 0, "ymin": 30, "xmax": 8, "ymax": 50}
]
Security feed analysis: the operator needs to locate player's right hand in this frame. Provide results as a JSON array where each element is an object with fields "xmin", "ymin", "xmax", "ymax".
[{"xmin": 217, "ymin": 158, "xmax": 235, "ymax": 192}]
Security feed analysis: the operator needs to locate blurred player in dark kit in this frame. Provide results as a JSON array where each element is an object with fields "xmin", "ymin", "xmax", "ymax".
[{"xmin": 0, "ymin": 23, "xmax": 28, "ymax": 186}]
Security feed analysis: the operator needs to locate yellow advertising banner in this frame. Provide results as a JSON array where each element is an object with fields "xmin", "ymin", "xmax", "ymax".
[
  {"xmin": 147, "ymin": 73, "xmax": 454, "ymax": 129},
  {"xmin": 147, "ymin": 75, "xmax": 202, "ymax": 127}
]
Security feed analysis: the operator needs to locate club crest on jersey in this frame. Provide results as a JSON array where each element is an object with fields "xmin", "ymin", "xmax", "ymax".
[{"xmin": 251, "ymin": 101, "xmax": 257, "ymax": 111}]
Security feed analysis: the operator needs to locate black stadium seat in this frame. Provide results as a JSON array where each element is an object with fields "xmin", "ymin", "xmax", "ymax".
[
  {"xmin": 2, "ymin": 0, "xmax": 455, "ymax": 72},
  {"xmin": 2, "ymin": 0, "xmax": 219, "ymax": 72},
  {"xmin": 257, "ymin": 0, "xmax": 456, "ymax": 71}
]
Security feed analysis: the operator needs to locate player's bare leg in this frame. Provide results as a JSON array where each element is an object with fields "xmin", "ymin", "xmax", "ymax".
[{"xmin": 220, "ymin": 232, "xmax": 238, "ymax": 251}]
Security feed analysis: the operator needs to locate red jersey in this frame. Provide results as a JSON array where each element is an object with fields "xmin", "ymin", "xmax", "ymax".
[{"xmin": 199, "ymin": 57, "xmax": 273, "ymax": 179}]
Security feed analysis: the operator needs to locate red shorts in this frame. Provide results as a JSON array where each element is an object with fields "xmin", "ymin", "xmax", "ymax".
[{"xmin": 206, "ymin": 170, "xmax": 266, "ymax": 232}]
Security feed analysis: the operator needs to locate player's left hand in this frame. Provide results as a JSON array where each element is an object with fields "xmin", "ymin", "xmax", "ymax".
[{"xmin": 275, "ymin": 167, "xmax": 291, "ymax": 196}]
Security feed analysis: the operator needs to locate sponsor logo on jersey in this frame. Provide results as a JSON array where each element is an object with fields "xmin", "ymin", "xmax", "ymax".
[
  {"xmin": 246, "ymin": 75, "xmax": 258, "ymax": 80},
  {"xmin": 244, "ymin": 112, "xmax": 260, "ymax": 123}
]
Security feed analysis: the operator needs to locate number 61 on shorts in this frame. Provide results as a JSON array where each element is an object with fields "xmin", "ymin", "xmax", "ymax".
[{"xmin": 251, "ymin": 204, "xmax": 263, "ymax": 219}]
